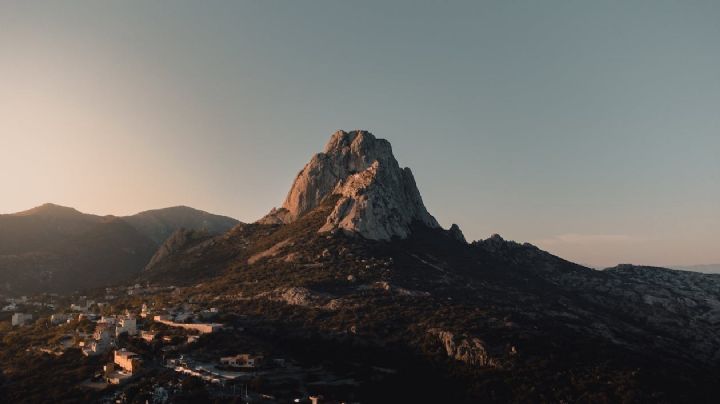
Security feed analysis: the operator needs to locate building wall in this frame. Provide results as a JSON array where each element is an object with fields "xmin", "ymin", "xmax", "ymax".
[
  {"xmin": 114, "ymin": 351, "xmax": 141, "ymax": 373},
  {"xmin": 155, "ymin": 319, "xmax": 221, "ymax": 334}
]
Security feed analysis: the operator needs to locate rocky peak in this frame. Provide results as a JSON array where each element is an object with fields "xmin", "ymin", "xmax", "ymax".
[
  {"xmin": 12, "ymin": 203, "xmax": 85, "ymax": 217},
  {"xmin": 448, "ymin": 224, "xmax": 467, "ymax": 243},
  {"xmin": 263, "ymin": 130, "xmax": 440, "ymax": 240}
]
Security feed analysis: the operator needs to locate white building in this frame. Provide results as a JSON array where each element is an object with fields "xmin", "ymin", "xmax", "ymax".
[
  {"xmin": 83, "ymin": 340, "xmax": 108, "ymax": 356},
  {"xmin": 70, "ymin": 300, "xmax": 92, "ymax": 311},
  {"xmin": 99, "ymin": 316, "xmax": 116, "ymax": 325},
  {"xmin": 83, "ymin": 323, "xmax": 113, "ymax": 356},
  {"xmin": 11, "ymin": 313, "xmax": 33, "ymax": 326},
  {"xmin": 116, "ymin": 316, "xmax": 137, "ymax": 336},
  {"xmin": 50, "ymin": 313, "xmax": 69, "ymax": 325}
]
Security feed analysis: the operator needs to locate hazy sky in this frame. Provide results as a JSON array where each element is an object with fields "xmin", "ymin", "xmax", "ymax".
[{"xmin": 1, "ymin": 1, "xmax": 718, "ymax": 267}]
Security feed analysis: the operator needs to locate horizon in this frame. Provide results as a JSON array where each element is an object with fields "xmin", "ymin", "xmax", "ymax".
[
  {"xmin": 2, "ymin": 199, "xmax": 718, "ymax": 272},
  {"xmin": 2, "ymin": 1, "xmax": 719, "ymax": 268}
]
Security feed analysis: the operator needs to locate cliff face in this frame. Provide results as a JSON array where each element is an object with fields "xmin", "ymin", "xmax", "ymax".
[
  {"xmin": 263, "ymin": 130, "xmax": 439, "ymax": 240},
  {"xmin": 144, "ymin": 228, "xmax": 210, "ymax": 271}
]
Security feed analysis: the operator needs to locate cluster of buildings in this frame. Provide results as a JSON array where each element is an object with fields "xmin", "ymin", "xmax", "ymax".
[
  {"xmin": 80, "ymin": 313, "xmax": 138, "ymax": 356},
  {"xmin": 166, "ymin": 351, "xmax": 276, "ymax": 386},
  {"xmin": 71, "ymin": 300, "xmax": 224, "ymax": 358},
  {"xmin": 4, "ymin": 294, "xmax": 59, "ymax": 326},
  {"xmin": 2, "ymin": 291, "xmax": 342, "ymax": 403},
  {"xmin": 2, "ymin": 294, "xmax": 58, "ymax": 311}
]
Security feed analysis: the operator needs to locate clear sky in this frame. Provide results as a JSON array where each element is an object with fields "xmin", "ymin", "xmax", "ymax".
[{"xmin": 1, "ymin": 1, "xmax": 718, "ymax": 267}]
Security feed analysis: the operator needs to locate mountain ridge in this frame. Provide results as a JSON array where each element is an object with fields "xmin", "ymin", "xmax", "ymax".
[{"xmin": 0, "ymin": 203, "xmax": 241, "ymax": 294}]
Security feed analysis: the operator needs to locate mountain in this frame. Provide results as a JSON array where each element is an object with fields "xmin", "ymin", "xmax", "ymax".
[
  {"xmin": 0, "ymin": 204, "xmax": 240, "ymax": 294},
  {"xmin": 0, "ymin": 203, "xmax": 104, "ymax": 255},
  {"xmin": 260, "ymin": 130, "xmax": 439, "ymax": 239},
  {"xmin": 143, "ymin": 227, "xmax": 215, "ymax": 272},
  {"xmin": 123, "ymin": 206, "xmax": 239, "ymax": 244},
  {"xmin": 143, "ymin": 130, "xmax": 720, "ymax": 402}
]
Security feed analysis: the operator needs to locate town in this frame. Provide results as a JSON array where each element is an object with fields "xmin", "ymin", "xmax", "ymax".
[{"xmin": 0, "ymin": 284, "xmax": 354, "ymax": 403}]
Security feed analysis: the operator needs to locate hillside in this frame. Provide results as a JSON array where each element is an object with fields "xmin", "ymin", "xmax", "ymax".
[
  {"xmin": 123, "ymin": 206, "xmax": 239, "ymax": 244},
  {"xmin": 0, "ymin": 204, "xmax": 241, "ymax": 294},
  {"xmin": 139, "ymin": 131, "xmax": 720, "ymax": 402},
  {"xmin": 140, "ymin": 197, "xmax": 720, "ymax": 402},
  {"xmin": 0, "ymin": 203, "xmax": 104, "ymax": 255}
]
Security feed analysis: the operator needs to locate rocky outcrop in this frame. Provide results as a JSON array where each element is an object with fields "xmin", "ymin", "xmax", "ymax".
[
  {"xmin": 428, "ymin": 329, "xmax": 496, "ymax": 367},
  {"xmin": 144, "ymin": 228, "xmax": 209, "ymax": 271},
  {"xmin": 257, "ymin": 287, "xmax": 349, "ymax": 311},
  {"xmin": 448, "ymin": 224, "xmax": 467, "ymax": 243},
  {"xmin": 257, "ymin": 207, "xmax": 291, "ymax": 225},
  {"xmin": 263, "ymin": 130, "xmax": 440, "ymax": 240}
]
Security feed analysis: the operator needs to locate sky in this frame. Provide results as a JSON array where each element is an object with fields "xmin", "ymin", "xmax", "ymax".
[{"xmin": 1, "ymin": 1, "xmax": 718, "ymax": 267}]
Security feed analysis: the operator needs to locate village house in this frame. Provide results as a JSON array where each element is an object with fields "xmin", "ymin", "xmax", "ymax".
[
  {"xmin": 78, "ymin": 313, "xmax": 98, "ymax": 321},
  {"xmin": 99, "ymin": 316, "xmax": 116, "ymax": 325},
  {"xmin": 140, "ymin": 330, "xmax": 157, "ymax": 342},
  {"xmin": 114, "ymin": 349, "xmax": 142, "ymax": 373},
  {"xmin": 83, "ymin": 340, "xmax": 106, "ymax": 357},
  {"xmin": 71, "ymin": 299, "xmax": 94, "ymax": 312},
  {"xmin": 116, "ymin": 316, "xmax": 137, "ymax": 336},
  {"xmin": 103, "ymin": 362, "xmax": 117, "ymax": 380},
  {"xmin": 11, "ymin": 313, "xmax": 33, "ymax": 326},
  {"xmin": 82, "ymin": 323, "xmax": 114, "ymax": 356},
  {"xmin": 153, "ymin": 314, "xmax": 171, "ymax": 322},
  {"xmin": 104, "ymin": 350, "xmax": 141, "ymax": 385},
  {"xmin": 220, "ymin": 354, "xmax": 265, "ymax": 369},
  {"xmin": 50, "ymin": 313, "xmax": 69, "ymax": 325}
]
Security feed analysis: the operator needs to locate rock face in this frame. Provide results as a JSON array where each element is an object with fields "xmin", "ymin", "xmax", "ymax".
[
  {"xmin": 448, "ymin": 224, "xmax": 467, "ymax": 243},
  {"xmin": 144, "ymin": 228, "xmax": 209, "ymax": 271},
  {"xmin": 264, "ymin": 130, "xmax": 440, "ymax": 240},
  {"xmin": 428, "ymin": 329, "xmax": 495, "ymax": 367}
]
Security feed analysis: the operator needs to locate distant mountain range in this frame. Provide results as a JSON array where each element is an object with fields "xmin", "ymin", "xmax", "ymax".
[{"xmin": 0, "ymin": 203, "xmax": 240, "ymax": 294}]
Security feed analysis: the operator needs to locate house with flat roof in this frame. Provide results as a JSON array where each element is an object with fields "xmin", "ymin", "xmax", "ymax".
[
  {"xmin": 116, "ymin": 316, "xmax": 137, "ymax": 336},
  {"xmin": 220, "ymin": 353, "xmax": 264, "ymax": 369},
  {"xmin": 11, "ymin": 313, "xmax": 33, "ymax": 326},
  {"xmin": 114, "ymin": 349, "xmax": 142, "ymax": 373}
]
